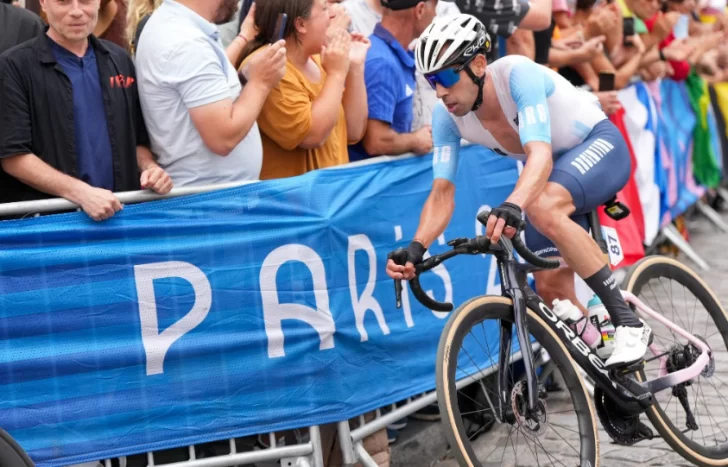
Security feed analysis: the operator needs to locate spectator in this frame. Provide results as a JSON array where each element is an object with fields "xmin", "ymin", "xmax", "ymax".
[
  {"xmin": 127, "ymin": 0, "xmax": 161, "ymax": 54},
  {"xmin": 348, "ymin": 0, "xmax": 437, "ymax": 161},
  {"xmin": 0, "ymin": 0, "xmax": 45, "ymax": 55},
  {"xmin": 239, "ymin": 0, "xmax": 369, "ymax": 180},
  {"xmin": 338, "ymin": 0, "xmax": 463, "ymax": 134},
  {"xmin": 644, "ymin": 0, "xmax": 694, "ymax": 80},
  {"xmin": 135, "ymin": 0, "xmax": 286, "ymax": 186},
  {"xmin": 454, "ymin": 0, "xmax": 554, "ymax": 34},
  {"xmin": 571, "ymin": 1, "xmax": 647, "ymax": 90},
  {"xmin": 217, "ymin": 0, "xmax": 241, "ymax": 47},
  {"xmin": 0, "ymin": 0, "xmax": 171, "ymax": 220},
  {"xmin": 94, "ymin": 0, "xmax": 128, "ymax": 49},
  {"xmin": 342, "ymin": 0, "xmax": 458, "ymax": 39}
]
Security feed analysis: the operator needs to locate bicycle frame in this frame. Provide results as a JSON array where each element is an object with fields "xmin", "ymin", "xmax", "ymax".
[{"xmin": 494, "ymin": 240, "xmax": 712, "ymax": 418}]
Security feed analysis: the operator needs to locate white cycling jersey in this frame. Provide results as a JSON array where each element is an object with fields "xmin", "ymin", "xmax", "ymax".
[{"xmin": 432, "ymin": 55, "xmax": 608, "ymax": 180}]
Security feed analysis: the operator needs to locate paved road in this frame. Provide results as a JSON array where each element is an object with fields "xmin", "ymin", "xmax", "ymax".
[{"xmin": 394, "ymin": 211, "xmax": 728, "ymax": 467}]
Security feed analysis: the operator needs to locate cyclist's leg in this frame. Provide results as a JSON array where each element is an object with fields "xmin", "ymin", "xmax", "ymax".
[
  {"xmin": 524, "ymin": 119, "xmax": 650, "ymax": 367},
  {"xmin": 533, "ymin": 267, "xmax": 586, "ymax": 313},
  {"xmin": 524, "ymin": 215, "xmax": 590, "ymax": 316}
]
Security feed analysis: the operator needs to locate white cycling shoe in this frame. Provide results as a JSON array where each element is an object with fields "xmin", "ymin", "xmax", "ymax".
[{"xmin": 603, "ymin": 323, "xmax": 652, "ymax": 369}]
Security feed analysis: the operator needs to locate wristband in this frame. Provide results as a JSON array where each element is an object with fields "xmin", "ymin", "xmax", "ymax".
[
  {"xmin": 659, "ymin": 49, "xmax": 666, "ymax": 61},
  {"xmin": 237, "ymin": 33, "xmax": 250, "ymax": 43}
]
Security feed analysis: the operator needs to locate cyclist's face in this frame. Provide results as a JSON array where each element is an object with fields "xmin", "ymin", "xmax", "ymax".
[{"xmin": 434, "ymin": 56, "xmax": 486, "ymax": 117}]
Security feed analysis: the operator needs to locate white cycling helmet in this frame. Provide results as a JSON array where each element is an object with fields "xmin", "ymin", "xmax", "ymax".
[{"xmin": 415, "ymin": 13, "xmax": 492, "ymax": 76}]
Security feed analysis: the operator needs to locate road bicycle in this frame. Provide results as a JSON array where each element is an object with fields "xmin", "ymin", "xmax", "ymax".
[{"xmin": 390, "ymin": 209, "xmax": 728, "ymax": 467}]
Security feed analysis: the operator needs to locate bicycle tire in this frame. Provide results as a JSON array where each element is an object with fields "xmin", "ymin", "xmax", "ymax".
[
  {"xmin": 0, "ymin": 428, "xmax": 34, "ymax": 467},
  {"xmin": 624, "ymin": 256, "xmax": 728, "ymax": 466},
  {"xmin": 436, "ymin": 295, "xmax": 599, "ymax": 467}
]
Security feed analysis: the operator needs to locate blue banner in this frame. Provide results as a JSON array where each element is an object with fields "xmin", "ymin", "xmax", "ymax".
[{"xmin": 0, "ymin": 146, "xmax": 520, "ymax": 466}]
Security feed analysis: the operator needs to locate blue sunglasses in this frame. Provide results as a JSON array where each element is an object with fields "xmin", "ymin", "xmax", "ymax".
[{"xmin": 424, "ymin": 67, "xmax": 462, "ymax": 90}]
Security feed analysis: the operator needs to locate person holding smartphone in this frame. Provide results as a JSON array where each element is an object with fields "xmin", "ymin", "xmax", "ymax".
[
  {"xmin": 239, "ymin": 0, "xmax": 370, "ymax": 180},
  {"xmin": 135, "ymin": 0, "xmax": 287, "ymax": 187}
]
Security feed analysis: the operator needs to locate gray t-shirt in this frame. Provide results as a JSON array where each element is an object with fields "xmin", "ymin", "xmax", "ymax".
[{"xmin": 136, "ymin": 0, "xmax": 262, "ymax": 186}]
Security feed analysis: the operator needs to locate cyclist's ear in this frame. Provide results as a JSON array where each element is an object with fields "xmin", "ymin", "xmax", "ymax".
[{"xmin": 470, "ymin": 54, "xmax": 487, "ymax": 77}]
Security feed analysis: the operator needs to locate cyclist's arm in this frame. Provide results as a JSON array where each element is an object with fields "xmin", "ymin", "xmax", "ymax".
[
  {"xmin": 505, "ymin": 61, "xmax": 554, "ymax": 209},
  {"xmin": 412, "ymin": 103, "xmax": 462, "ymax": 248}
]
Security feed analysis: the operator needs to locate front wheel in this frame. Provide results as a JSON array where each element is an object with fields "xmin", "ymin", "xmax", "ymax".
[{"xmin": 436, "ymin": 295, "xmax": 599, "ymax": 467}]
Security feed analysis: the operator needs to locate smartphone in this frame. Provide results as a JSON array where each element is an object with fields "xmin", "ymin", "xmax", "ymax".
[
  {"xmin": 238, "ymin": 0, "xmax": 254, "ymax": 32},
  {"xmin": 623, "ymin": 17, "xmax": 635, "ymax": 46},
  {"xmin": 273, "ymin": 13, "xmax": 288, "ymax": 43},
  {"xmin": 598, "ymin": 72, "xmax": 616, "ymax": 92}
]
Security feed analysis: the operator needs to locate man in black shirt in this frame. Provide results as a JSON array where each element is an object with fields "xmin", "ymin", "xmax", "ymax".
[
  {"xmin": 0, "ymin": 0, "xmax": 45, "ymax": 55},
  {"xmin": 0, "ymin": 0, "xmax": 172, "ymax": 221}
]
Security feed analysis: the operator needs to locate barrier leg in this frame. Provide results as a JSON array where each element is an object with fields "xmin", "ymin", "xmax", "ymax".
[
  {"xmin": 337, "ymin": 421, "xmax": 357, "ymax": 466},
  {"xmin": 663, "ymin": 224, "xmax": 710, "ymax": 271},
  {"xmin": 696, "ymin": 200, "xmax": 728, "ymax": 233},
  {"xmin": 310, "ymin": 425, "xmax": 324, "ymax": 467},
  {"xmin": 354, "ymin": 442, "xmax": 379, "ymax": 467}
]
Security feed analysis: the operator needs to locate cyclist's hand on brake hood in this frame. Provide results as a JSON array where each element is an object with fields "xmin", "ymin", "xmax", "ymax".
[
  {"xmin": 487, "ymin": 202, "xmax": 525, "ymax": 244},
  {"xmin": 386, "ymin": 241, "xmax": 426, "ymax": 281}
]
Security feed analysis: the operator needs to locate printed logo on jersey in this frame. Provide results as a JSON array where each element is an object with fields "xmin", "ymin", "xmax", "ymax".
[
  {"xmin": 570, "ymin": 138, "xmax": 614, "ymax": 175},
  {"xmin": 433, "ymin": 146, "xmax": 452, "ymax": 165},
  {"xmin": 517, "ymin": 104, "xmax": 548, "ymax": 130}
]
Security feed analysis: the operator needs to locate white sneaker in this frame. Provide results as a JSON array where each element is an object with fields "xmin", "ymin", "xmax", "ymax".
[{"xmin": 603, "ymin": 324, "xmax": 652, "ymax": 369}]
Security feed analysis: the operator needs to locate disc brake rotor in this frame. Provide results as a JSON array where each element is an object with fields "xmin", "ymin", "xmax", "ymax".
[{"xmin": 511, "ymin": 380, "xmax": 548, "ymax": 437}]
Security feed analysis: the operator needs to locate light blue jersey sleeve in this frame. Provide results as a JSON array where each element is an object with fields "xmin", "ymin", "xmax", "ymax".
[
  {"xmin": 431, "ymin": 102, "xmax": 462, "ymax": 183},
  {"xmin": 509, "ymin": 61, "xmax": 555, "ymax": 147}
]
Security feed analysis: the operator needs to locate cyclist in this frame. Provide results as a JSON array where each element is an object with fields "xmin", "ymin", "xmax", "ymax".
[{"xmin": 385, "ymin": 13, "xmax": 651, "ymax": 369}]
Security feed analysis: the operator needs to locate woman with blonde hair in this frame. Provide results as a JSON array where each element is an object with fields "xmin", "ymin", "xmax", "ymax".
[{"xmin": 127, "ymin": 0, "xmax": 162, "ymax": 54}]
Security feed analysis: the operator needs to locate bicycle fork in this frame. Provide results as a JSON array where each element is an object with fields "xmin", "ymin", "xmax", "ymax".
[{"xmin": 496, "ymin": 257, "xmax": 540, "ymax": 418}]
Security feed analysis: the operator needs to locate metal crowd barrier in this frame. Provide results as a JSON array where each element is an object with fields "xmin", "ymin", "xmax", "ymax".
[
  {"xmin": 337, "ymin": 348, "xmax": 534, "ymax": 467},
  {"xmin": 71, "ymin": 426, "xmax": 323, "ymax": 467}
]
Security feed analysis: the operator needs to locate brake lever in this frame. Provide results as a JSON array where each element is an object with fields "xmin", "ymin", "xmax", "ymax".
[{"xmin": 388, "ymin": 248, "xmax": 408, "ymax": 309}]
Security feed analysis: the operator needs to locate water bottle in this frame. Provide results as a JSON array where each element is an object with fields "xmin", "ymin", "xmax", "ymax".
[
  {"xmin": 551, "ymin": 299, "xmax": 601, "ymax": 350},
  {"xmin": 587, "ymin": 295, "xmax": 615, "ymax": 359}
]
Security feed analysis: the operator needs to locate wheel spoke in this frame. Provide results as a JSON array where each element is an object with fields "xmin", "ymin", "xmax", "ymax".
[
  {"xmin": 547, "ymin": 422, "xmax": 581, "ymax": 456},
  {"xmin": 630, "ymin": 263, "xmax": 728, "ymax": 456},
  {"xmin": 443, "ymin": 307, "xmax": 594, "ymax": 467}
]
